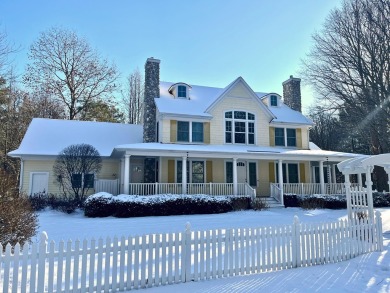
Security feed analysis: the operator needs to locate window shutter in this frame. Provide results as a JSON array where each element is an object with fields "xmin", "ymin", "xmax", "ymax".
[
  {"xmin": 296, "ymin": 128, "xmax": 302, "ymax": 148},
  {"xmin": 206, "ymin": 160, "xmax": 213, "ymax": 182},
  {"xmin": 204, "ymin": 122, "xmax": 210, "ymax": 144},
  {"xmin": 299, "ymin": 163, "xmax": 306, "ymax": 183},
  {"xmin": 269, "ymin": 128, "xmax": 275, "ymax": 146},
  {"xmin": 269, "ymin": 162, "xmax": 275, "ymax": 183},
  {"xmin": 170, "ymin": 120, "xmax": 177, "ymax": 142},
  {"xmin": 168, "ymin": 160, "xmax": 175, "ymax": 183}
]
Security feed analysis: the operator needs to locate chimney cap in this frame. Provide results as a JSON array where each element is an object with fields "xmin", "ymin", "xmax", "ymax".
[
  {"xmin": 282, "ymin": 75, "xmax": 301, "ymax": 85},
  {"xmin": 146, "ymin": 57, "xmax": 161, "ymax": 64}
]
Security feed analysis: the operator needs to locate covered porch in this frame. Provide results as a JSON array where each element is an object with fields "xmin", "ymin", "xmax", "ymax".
[{"xmin": 97, "ymin": 143, "xmax": 360, "ymax": 202}]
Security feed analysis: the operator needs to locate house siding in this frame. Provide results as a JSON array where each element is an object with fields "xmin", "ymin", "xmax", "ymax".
[
  {"xmin": 22, "ymin": 159, "xmax": 120, "ymax": 195},
  {"xmin": 208, "ymin": 85, "xmax": 270, "ymax": 146}
]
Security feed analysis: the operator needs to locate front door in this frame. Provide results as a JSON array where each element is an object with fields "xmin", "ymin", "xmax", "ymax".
[
  {"xmin": 131, "ymin": 163, "xmax": 144, "ymax": 183},
  {"xmin": 237, "ymin": 160, "xmax": 247, "ymax": 183}
]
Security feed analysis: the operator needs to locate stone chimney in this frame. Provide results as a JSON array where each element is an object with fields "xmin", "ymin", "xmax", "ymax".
[
  {"xmin": 282, "ymin": 75, "xmax": 301, "ymax": 112},
  {"xmin": 143, "ymin": 57, "xmax": 160, "ymax": 142}
]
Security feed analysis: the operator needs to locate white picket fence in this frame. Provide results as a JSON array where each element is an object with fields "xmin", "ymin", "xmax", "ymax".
[{"xmin": 0, "ymin": 213, "xmax": 383, "ymax": 293}]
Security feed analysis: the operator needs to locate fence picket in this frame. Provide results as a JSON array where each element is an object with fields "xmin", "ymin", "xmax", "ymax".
[
  {"xmin": 11, "ymin": 243, "xmax": 20, "ymax": 293},
  {"xmin": 218, "ymin": 229, "xmax": 223, "ymax": 278},
  {"xmin": 174, "ymin": 232, "xmax": 180, "ymax": 283},
  {"xmin": 89, "ymin": 238, "xmax": 96, "ymax": 293},
  {"xmin": 112, "ymin": 236, "xmax": 119, "ymax": 290},
  {"xmin": 73, "ymin": 239, "xmax": 80, "ymax": 291},
  {"xmin": 104, "ymin": 237, "xmax": 111, "ymax": 292},
  {"xmin": 140, "ymin": 235, "xmax": 147, "ymax": 288},
  {"xmin": 96, "ymin": 238, "xmax": 104, "ymax": 292},
  {"xmin": 80, "ymin": 239, "xmax": 88, "ymax": 292},
  {"xmin": 47, "ymin": 241, "xmax": 55, "ymax": 292},
  {"xmin": 161, "ymin": 234, "xmax": 167, "ymax": 285},
  {"xmin": 119, "ymin": 236, "xmax": 126, "ymax": 291},
  {"xmin": 21, "ymin": 242, "xmax": 28, "ymax": 293},
  {"xmin": 127, "ymin": 236, "xmax": 133, "ymax": 289}
]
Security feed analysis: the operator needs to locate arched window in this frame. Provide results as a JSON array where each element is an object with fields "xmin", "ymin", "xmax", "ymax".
[{"xmin": 224, "ymin": 111, "xmax": 255, "ymax": 145}]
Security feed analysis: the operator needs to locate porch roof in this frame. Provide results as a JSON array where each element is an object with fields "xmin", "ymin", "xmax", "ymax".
[{"xmin": 114, "ymin": 143, "xmax": 360, "ymax": 162}]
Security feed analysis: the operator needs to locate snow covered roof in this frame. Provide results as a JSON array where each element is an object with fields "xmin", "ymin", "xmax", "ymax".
[
  {"xmin": 8, "ymin": 118, "xmax": 143, "ymax": 157},
  {"xmin": 157, "ymin": 80, "xmax": 313, "ymax": 125},
  {"xmin": 115, "ymin": 142, "xmax": 360, "ymax": 162}
]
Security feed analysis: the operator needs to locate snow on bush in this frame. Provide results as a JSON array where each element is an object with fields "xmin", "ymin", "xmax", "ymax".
[{"xmin": 84, "ymin": 193, "xmax": 252, "ymax": 218}]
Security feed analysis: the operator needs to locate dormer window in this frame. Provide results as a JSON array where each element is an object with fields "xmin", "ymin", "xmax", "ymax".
[
  {"xmin": 178, "ymin": 85, "xmax": 187, "ymax": 98},
  {"xmin": 270, "ymin": 95, "xmax": 278, "ymax": 107},
  {"xmin": 168, "ymin": 83, "xmax": 191, "ymax": 99}
]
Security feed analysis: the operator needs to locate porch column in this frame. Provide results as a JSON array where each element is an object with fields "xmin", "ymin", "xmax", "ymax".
[
  {"xmin": 332, "ymin": 164, "xmax": 337, "ymax": 183},
  {"xmin": 182, "ymin": 156, "xmax": 187, "ymax": 194},
  {"xmin": 357, "ymin": 173, "xmax": 363, "ymax": 188},
  {"xmin": 278, "ymin": 159, "xmax": 284, "ymax": 205},
  {"xmin": 120, "ymin": 158, "xmax": 125, "ymax": 193},
  {"xmin": 365, "ymin": 167, "xmax": 374, "ymax": 219},
  {"xmin": 319, "ymin": 161, "xmax": 325, "ymax": 194},
  {"xmin": 384, "ymin": 167, "xmax": 390, "ymax": 192},
  {"xmin": 233, "ymin": 158, "xmax": 238, "ymax": 196},
  {"xmin": 124, "ymin": 154, "xmax": 130, "ymax": 194}
]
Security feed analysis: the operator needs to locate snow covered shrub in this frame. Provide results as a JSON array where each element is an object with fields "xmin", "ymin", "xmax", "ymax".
[
  {"xmin": 373, "ymin": 192, "xmax": 390, "ymax": 207},
  {"xmin": 230, "ymin": 196, "xmax": 252, "ymax": 210},
  {"xmin": 250, "ymin": 197, "xmax": 269, "ymax": 211},
  {"xmin": 283, "ymin": 194, "xmax": 299, "ymax": 207},
  {"xmin": 299, "ymin": 196, "xmax": 326, "ymax": 210},
  {"xmin": 0, "ymin": 193, "xmax": 38, "ymax": 247},
  {"xmin": 84, "ymin": 193, "xmax": 115, "ymax": 217},
  {"xmin": 29, "ymin": 192, "xmax": 49, "ymax": 211}
]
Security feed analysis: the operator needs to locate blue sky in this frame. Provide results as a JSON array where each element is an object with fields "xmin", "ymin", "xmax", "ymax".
[{"xmin": 0, "ymin": 0, "xmax": 341, "ymax": 112}]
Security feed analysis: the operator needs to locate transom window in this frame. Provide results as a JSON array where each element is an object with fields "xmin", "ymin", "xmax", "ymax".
[
  {"xmin": 177, "ymin": 121, "xmax": 204, "ymax": 143},
  {"xmin": 225, "ymin": 111, "xmax": 255, "ymax": 145},
  {"xmin": 270, "ymin": 95, "xmax": 278, "ymax": 106},
  {"xmin": 178, "ymin": 85, "xmax": 187, "ymax": 98},
  {"xmin": 274, "ymin": 128, "xmax": 297, "ymax": 147}
]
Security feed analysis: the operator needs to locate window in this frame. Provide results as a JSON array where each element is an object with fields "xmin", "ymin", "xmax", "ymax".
[
  {"xmin": 287, "ymin": 129, "xmax": 296, "ymax": 147},
  {"xmin": 192, "ymin": 122, "xmax": 204, "ymax": 142},
  {"xmin": 275, "ymin": 128, "xmax": 285, "ymax": 146},
  {"xmin": 178, "ymin": 85, "xmax": 187, "ymax": 98},
  {"xmin": 177, "ymin": 121, "xmax": 189, "ymax": 142},
  {"xmin": 225, "ymin": 111, "xmax": 256, "ymax": 145},
  {"xmin": 276, "ymin": 163, "xmax": 299, "ymax": 183},
  {"xmin": 270, "ymin": 95, "xmax": 278, "ymax": 106},
  {"xmin": 177, "ymin": 160, "xmax": 204, "ymax": 183},
  {"xmin": 71, "ymin": 173, "xmax": 94, "ymax": 188},
  {"xmin": 274, "ymin": 128, "xmax": 297, "ymax": 147},
  {"xmin": 177, "ymin": 121, "xmax": 204, "ymax": 143}
]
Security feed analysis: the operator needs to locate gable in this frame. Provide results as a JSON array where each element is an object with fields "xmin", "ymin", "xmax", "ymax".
[{"xmin": 205, "ymin": 77, "xmax": 275, "ymax": 120}]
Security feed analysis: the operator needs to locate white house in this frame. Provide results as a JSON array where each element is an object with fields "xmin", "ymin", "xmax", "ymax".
[{"xmin": 9, "ymin": 58, "xmax": 360, "ymax": 205}]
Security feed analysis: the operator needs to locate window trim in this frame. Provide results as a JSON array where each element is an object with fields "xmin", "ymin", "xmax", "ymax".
[
  {"xmin": 274, "ymin": 127, "xmax": 297, "ymax": 147},
  {"xmin": 224, "ymin": 110, "xmax": 256, "ymax": 145},
  {"xmin": 177, "ymin": 121, "xmax": 204, "ymax": 143},
  {"xmin": 176, "ymin": 159, "xmax": 206, "ymax": 183}
]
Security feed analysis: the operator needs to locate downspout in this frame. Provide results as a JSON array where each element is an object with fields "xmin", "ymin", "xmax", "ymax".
[{"xmin": 19, "ymin": 157, "xmax": 24, "ymax": 192}]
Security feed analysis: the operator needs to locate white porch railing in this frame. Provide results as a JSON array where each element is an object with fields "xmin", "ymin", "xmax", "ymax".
[
  {"xmin": 127, "ymin": 183, "xmax": 256, "ymax": 197},
  {"xmin": 270, "ymin": 183, "xmax": 282, "ymax": 203},
  {"xmin": 281, "ymin": 183, "xmax": 360, "ymax": 196},
  {"xmin": 95, "ymin": 179, "xmax": 119, "ymax": 195}
]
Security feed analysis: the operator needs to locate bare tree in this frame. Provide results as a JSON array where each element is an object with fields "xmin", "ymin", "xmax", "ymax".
[
  {"xmin": 79, "ymin": 99, "xmax": 124, "ymax": 123},
  {"xmin": 121, "ymin": 68, "xmax": 144, "ymax": 124},
  {"xmin": 53, "ymin": 144, "xmax": 102, "ymax": 204},
  {"xmin": 24, "ymin": 27, "xmax": 118, "ymax": 120},
  {"xmin": 302, "ymin": 0, "xmax": 390, "ymax": 155}
]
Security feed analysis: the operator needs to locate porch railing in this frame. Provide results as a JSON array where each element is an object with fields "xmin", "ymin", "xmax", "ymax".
[
  {"xmin": 270, "ymin": 183, "xmax": 360, "ymax": 197},
  {"xmin": 270, "ymin": 183, "xmax": 282, "ymax": 203},
  {"xmin": 128, "ymin": 182, "xmax": 256, "ymax": 197}
]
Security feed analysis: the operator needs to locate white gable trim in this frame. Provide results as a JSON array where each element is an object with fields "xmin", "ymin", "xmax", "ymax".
[{"xmin": 205, "ymin": 77, "xmax": 276, "ymax": 120}]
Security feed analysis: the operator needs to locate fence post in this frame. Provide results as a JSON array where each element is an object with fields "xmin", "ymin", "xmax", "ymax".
[
  {"xmin": 184, "ymin": 222, "xmax": 192, "ymax": 282},
  {"xmin": 209, "ymin": 182, "xmax": 212, "ymax": 195},
  {"xmin": 375, "ymin": 211, "xmax": 383, "ymax": 251},
  {"xmin": 37, "ymin": 231, "xmax": 48, "ymax": 293},
  {"xmin": 292, "ymin": 216, "xmax": 300, "ymax": 268}
]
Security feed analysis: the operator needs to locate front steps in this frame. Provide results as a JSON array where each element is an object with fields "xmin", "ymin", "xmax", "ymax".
[{"xmin": 261, "ymin": 197, "xmax": 284, "ymax": 208}]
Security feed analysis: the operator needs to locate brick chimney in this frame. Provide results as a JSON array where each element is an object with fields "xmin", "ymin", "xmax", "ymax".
[
  {"xmin": 282, "ymin": 75, "xmax": 301, "ymax": 112},
  {"xmin": 143, "ymin": 57, "xmax": 160, "ymax": 142}
]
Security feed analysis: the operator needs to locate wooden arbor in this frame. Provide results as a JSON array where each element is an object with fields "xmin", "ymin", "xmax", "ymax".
[{"xmin": 337, "ymin": 154, "xmax": 390, "ymax": 220}]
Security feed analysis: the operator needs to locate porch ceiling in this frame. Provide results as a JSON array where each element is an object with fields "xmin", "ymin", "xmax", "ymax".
[{"xmin": 113, "ymin": 143, "xmax": 360, "ymax": 162}]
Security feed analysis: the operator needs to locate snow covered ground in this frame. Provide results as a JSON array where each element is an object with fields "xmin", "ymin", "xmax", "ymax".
[{"xmin": 37, "ymin": 208, "xmax": 390, "ymax": 292}]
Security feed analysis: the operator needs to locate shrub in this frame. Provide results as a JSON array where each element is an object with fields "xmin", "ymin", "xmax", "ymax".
[
  {"xmin": 230, "ymin": 196, "xmax": 252, "ymax": 211},
  {"xmin": 29, "ymin": 193, "xmax": 79, "ymax": 213},
  {"xmin": 250, "ymin": 197, "xmax": 269, "ymax": 211},
  {"xmin": 283, "ymin": 194, "xmax": 300, "ymax": 207},
  {"xmin": 84, "ymin": 193, "xmax": 251, "ymax": 218},
  {"xmin": 373, "ymin": 192, "xmax": 390, "ymax": 207},
  {"xmin": 299, "ymin": 196, "xmax": 325, "ymax": 210},
  {"xmin": 0, "ymin": 194, "xmax": 38, "ymax": 246}
]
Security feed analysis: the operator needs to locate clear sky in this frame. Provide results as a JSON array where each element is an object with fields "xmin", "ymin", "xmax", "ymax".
[{"xmin": 0, "ymin": 0, "xmax": 341, "ymax": 113}]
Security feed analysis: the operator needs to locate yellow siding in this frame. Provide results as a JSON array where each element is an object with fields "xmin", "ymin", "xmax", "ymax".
[
  {"xmin": 22, "ymin": 159, "xmax": 119, "ymax": 195},
  {"xmin": 204, "ymin": 122, "xmax": 210, "ymax": 144},
  {"xmin": 206, "ymin": 161, "xmax": 213, "ymax": 182},
  {"xmin": 269, "ymin": 127, "xmax": 275, "ymax": 146},
  {"xmin": 168, "ymin": 160, "xmax": 175, "ymax": 183},
  {"xmin": 212, "ymin": 160, "xmax": 225, "ymax": 182},
  {"xmin": 208, "ymin": 83, "xmax": 270, "ymax": 146},
  {"xmin": 257, "ymin": 161, "xmax": 270, "ymax": 197},
  {"xmin": 301, "ymin": 128, "xmax": 309, "ymax": 149},
  {"xmin": 170, "ymin": 120, "xmax": 177, "ymax": 142}
]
